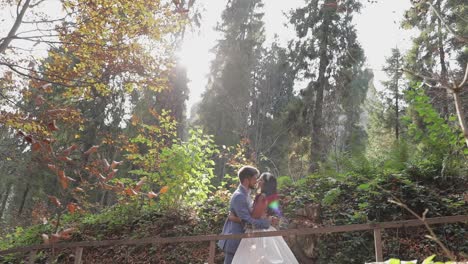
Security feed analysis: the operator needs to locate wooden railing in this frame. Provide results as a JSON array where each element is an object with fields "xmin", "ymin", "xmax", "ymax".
[{"xmin": 0, "ymin": 215, "xmax": 466, "ymax": 264}]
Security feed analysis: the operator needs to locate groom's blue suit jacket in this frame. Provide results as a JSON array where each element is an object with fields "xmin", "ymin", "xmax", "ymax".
[{"xmin": 218, "ymin": 185, "xmax": 270, "ymax": 254}]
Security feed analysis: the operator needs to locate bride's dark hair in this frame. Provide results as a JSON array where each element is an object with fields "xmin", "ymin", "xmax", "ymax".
[{"xmin": 259, "ymin": 172, "xmax": 277, "ymax": 196}]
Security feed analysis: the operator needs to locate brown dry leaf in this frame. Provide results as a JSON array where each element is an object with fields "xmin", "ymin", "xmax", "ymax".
[
  {"xmin": 66, "ymin": 176, "xmax": 76, "ymax": 182},
  {"xmin": 105, "ymin": 169, "xmax": 118, "ymax": 181},
  {"xmin": 134, "ymin": 178, "xmax": 146, "ymax": 191},
  {"xmin": 32, "ymin": 142, "xmax": 42, "ymax": 152},
  {"xmin": 101, "ymin": 182, "xmax": 113, "ymax": 190},
  {"xmin": 35, "ymin": 95, "xmax": 45, "ymax": 106},
  {"xmin": 102, "ymin": 159, "xmax": 110, "ymax": 171},
  {"xmin": 147, "ymin": 191, "xmax": 158, "ymax": 199},
  {"xmin": 58, "ymin": 156, "xmax": 73, "ymax": 163},
  {"xmin": 47, "ymin": 164, "xmax": 58, "ymax": 173},
  {"xmin": 84, "ymin": 145, "xmax": 99, "ymax": 155},
  {"xmin": 74, "ymin": 187, "xmax": 84, "ymax": 193},
  {"xmin": 62, "ymin": 144, "xmax": 78, "ymax": 156},
  {"xmin": 110, "ymin": 160, "xmax": 122, "ymax": 169},
  {"xmin": 125, "ymin": 188, "xmax": 138, "ymax": 196},
  {"xmin": 24, "ymin": 135, "xmax": 34, "ymax": 144},
  {"xmin": 48, "ymin": 195, "xmax": 61, "ymax": 207},
  {"xmin": 50, "ymin": 233, "xmax": 60, "ymax": 243},
  {"xmin": 57, "ymin": 170, "xmax": 68, "ymax": 189},
  {"xmin": 67, "ymin": 203, "xmax": 77, "ymax": 214},
  {"xmin": 97, "ymin": 173, "xmax": 106, "ymax": 181},
  {"xmin": 116, "ymin": 181, "xmax": 125, "ymax": 189},
  {"xmin": 47, "ymin": 120, "xmax": 59, "ymax": 131}
]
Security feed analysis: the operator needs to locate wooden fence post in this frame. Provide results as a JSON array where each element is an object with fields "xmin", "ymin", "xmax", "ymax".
[
  {"xmin": 74, "ymin": 247, "xmax": 83, "ymax": 264},
  {"xmin": 208, "ymin": 240, "xmax": 216, "ymax": 264},
  {"xmin": 374, "ymin": 228, "xmax": 383, "ymax": 262}
]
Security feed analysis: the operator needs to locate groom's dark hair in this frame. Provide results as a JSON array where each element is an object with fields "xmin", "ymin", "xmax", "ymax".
[{"xmin": 238, "ymin": 165, "xmax": 259, "ymax": 182}]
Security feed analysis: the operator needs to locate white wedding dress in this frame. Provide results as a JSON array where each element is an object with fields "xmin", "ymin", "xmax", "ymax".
[{"xmin": 232, "ymin": 226, "xmax": 299, "ymax": 264}]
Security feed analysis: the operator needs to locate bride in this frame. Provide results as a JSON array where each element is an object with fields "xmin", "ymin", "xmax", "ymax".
[{"xmin": 228, "ymin": 172, "xmax": 299, "ymax": 264}]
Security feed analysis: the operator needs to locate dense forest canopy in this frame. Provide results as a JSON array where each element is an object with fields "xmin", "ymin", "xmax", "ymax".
[{"xmin": 0, "ymin": 0, "xmax": 467, "ymax": 263}]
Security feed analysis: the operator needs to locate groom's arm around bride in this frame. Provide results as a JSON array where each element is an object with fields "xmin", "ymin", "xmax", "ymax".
[{"xmin": 217, "ymin": 166, "xmax": 270, "ymax": 264}]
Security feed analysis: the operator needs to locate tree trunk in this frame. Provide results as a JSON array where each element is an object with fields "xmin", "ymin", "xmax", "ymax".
[
  {"xmin": 437, "ymin": 1, "xmax": 449, "ymax": 119},
  {"xmin": 17, "ymin": 184, "xmax": 30, "ymax": 217},
  {"xmin": 0, "ymin": 183, "xmax": 12, "ymax": 220},
  {"xmin": 309, "ymin": 10, "xmax": 331, "ymax": 173},
  {"xmin": 453, "ymin": 91, "xmax": 468, "ymax": 147},
  {"xmin": 395, "ymin": 60, "xmax": 400, "ymax": 140}
]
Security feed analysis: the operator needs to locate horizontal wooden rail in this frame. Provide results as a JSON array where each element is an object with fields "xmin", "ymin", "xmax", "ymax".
[{"xmin": 0, "ymin": 215, "xmax": 467, "ymax": 263}]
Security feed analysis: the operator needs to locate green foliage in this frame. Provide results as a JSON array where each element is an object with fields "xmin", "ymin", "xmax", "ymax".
[
  {"xmin": 0, "ymin": 224, "xmax": 52, "ymax": 251},
  {"xmin": 157, "ymin": 128, "xmax": 218, "ymax": 207},
  {"xmin": 277, "ymin": 175, "xmax": 293, "ymax": 189},
  {"xmin": 280, "ymin": 155, "xmax": 467, "ymax": 263},
  {"xmin": 404, "ymin": 86, "xmax": 463, "ymax": 151}
]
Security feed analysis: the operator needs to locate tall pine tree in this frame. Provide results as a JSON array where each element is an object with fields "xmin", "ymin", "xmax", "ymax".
[{"xmin": 289, "ymin": 0, "xmax": 367, "ymax": 172}]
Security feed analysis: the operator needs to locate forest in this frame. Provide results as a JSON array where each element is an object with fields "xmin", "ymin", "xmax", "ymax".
[{"xmin": 0, "ymin": 0, "xmax": 467, "ymax": 263}]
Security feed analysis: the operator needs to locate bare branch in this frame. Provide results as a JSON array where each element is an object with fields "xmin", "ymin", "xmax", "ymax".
[
  {"xmin": 388, "ymin": 197, "xmax": 457, "ymax": 261},
  {"xmin": 0, "ymin": 91, "xmax": 27, "ymax": 112},
  {"xmin": 29, "ymin": 0, "xmax": 47, "ymax": 8},
  {"xmin": 0, "ymin": 0, "xmax": 32, "ymax": 54},
  {"xmin": 457, "ymin": 63, "xmax": 468, "ymax": 90},
  {"xmin": 402, "ymin": 68, "xmax": 451, "ymax": 90},
  {"xmin": 427, "ymin": 2, "xmax": 468, "ymax": 44},
  {"xmin": 0, "ymin": 61, "xmax": 97, "ymax": 88}
]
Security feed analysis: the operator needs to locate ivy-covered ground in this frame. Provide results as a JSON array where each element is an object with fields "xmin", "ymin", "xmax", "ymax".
[{"xmin": 1, "ymin": 171, "xmax": 466, "ymax": 263}]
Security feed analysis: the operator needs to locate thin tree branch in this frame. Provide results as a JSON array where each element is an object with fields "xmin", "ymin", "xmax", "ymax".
[
  {"xmin": 457, "ymin": 63, "xmax": 468, "ymax": 90},
  {"xmin": 427, "ymin": 2, "xmax": 468, "ymax": 44},
  {"xmin": 388, "ymin": 197, "xmax": 457, "ymax": 261},
  {"xmin": 0, "ymin": 62, "xmax": 96, "ymax": 88},
  {"xmin": 0, "ymin": 0, "xmax": 32, "ymax": 54}
]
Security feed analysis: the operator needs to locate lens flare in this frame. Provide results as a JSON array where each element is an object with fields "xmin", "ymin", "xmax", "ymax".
[{"xmin": 267, "ymin": 196, "xmax": 282, "ymax": 216}]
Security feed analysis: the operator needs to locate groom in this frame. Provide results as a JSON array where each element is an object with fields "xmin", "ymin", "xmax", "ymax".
[{"xmin": 218, "ymin": 165, "xmax": 271, "ymax": 264}]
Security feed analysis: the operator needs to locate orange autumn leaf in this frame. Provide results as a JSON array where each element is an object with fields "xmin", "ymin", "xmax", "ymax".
[
  {"xmin": 57, "ymin": 170, "xmax": 68, "ymax": 189},
  {"xmin": 110, "ymin": 160, "xmax": 122, "ymax": 169},
  {"xmin": 124, "ymin": 188, "xmax": 138, "ymax": 196},
  {"xmin": 32, "ymin": 142, "xmax": 42, "ymax": 152},
  {"xmin": 67, "ymin": 203, "xmax": 77, "ymax": 214},
  {"xmin": 159, "ymin": 186, "xmax": 169, "ymax": 194},
  {"xmin": 48, "ymin": 196, "xmax": 61, "ymax": 207},
  {"xmin": 60, "ymin": 233, "xmax": 72, "ymax": 240}
]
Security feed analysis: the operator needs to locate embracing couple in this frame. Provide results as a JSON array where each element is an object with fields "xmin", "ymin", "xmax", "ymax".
[{"xmin": 218, "ymin": 166, "xmax": 298, "ymax": 264}]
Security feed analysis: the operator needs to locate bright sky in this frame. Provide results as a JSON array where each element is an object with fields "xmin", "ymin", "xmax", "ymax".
[
  {"xmin": 178, "ymin": 0, "xmax": 417, "ymax": 116},
  {"xmin": 1, "ymin": 0, "xmax": 416, "ymax": 116}
]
